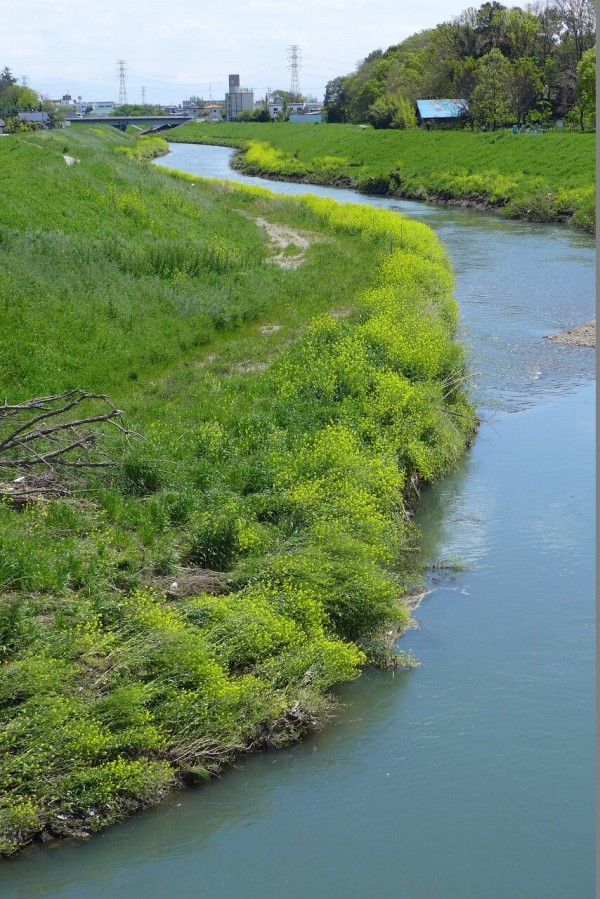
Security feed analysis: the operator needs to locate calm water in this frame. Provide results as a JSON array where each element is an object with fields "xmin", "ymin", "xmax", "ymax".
[{"xmin": 4, "ymin": 144, "xmax": 595, "ymax": 899}]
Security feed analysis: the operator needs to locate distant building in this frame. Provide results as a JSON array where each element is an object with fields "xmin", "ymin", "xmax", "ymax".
[
  {"xmin": 0, "ymin": 118, "xmax": 6, "ymax": 134},
  {"xmin": 268, "ymin": 100, "xmax": 304, "ymax": 118},
  {"xmin": 288, "ymin": 112, "xmax": 324, "ymax": 123},
  {"xmin": 52, "ymin": 94, "xmax": 75, "ymax": 106},
  {"xmin": 18, "ymin": 112, "xmax": 50, "ymax": 127},
  {"xmin": 202, "ymin": 103, "xmax": 223, "ymax": 122},
  {"xmin": 416, "ymin": 99, "xmax": 469, "ymax": 129},
  {"xmin": 90, "ymin": 101, "xmax": 117, "ymax": 115},
  {"xmin": 75, "ymin": 100, "xmax": 117, "ymax": 116},
  {"xmin": 225, "ymin": 74, "xmax": 253, "ymax": 121},
  {"xmin": 263, "ymin": 93, "xmax": 322, "ymax": 120}
]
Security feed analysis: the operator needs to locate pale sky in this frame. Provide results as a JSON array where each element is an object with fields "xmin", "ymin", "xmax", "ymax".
[{"xmin": 2, "ymin": 0, "xmax": 527, "ymax": 104}]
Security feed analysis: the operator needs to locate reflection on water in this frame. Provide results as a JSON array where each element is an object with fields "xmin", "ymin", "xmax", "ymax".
[{"xmin": 3, "ymin": 142, "xmax": 594, "ymax": 899}]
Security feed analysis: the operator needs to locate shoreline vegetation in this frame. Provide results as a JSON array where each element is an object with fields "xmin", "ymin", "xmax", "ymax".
[
  {"xmin": 0, "ymin": 126, "xmax": 476, "ymax": 856},
  {"xmin": 166, "ymin": 123, "xmax": 595, "ymax": 233}
]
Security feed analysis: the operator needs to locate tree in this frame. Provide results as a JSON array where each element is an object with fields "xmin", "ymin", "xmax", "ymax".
[
  {"xmin": 350, "ymin": 79, "xmax": 382, "ymax": 121},
  {"xmin": 471, "ymin": 48, "xmax": 511, "ymax": 128},
  {"xmin": 0, "ymin": 66, "xmax": 16, "ymax": 91},
  {"xmin": 474, "ymin": 2, "xmax": 509, "ymax": 56},
  {"xmin": 552, "ymin": 0, "xmax": 595, "ymax": 61},
  {"xmin": 237, "ymin": 107, "xmax": 270, "ymax": 122},
  {"xmin": 529, "ymin": 1, "xmax": 562, "ymax": 64},
  {"xmin": 507, "ymin": 58, "xmax": 544, "ymax": 124},
  {"xmin": 574, "ymin": 46, "xmax": 596, "ymax": 128},
  {"xmin": 0, "ymin": 83, "xmax": 38, "ymax": 118},
  {"xmin": 365, "ymin": 94, "xmax": 416, "ymax": 129},
  {"xmin": 112, "ymin": 104, "xmax": 166, "ymax": 116},
  {"xmin": 324, "ymin": 76, "xmax": 350, "ymax": 122},
  {"xmin": 39, "ymin": 94, "xmax": 65, "ymax": 128},
  {"xmin": 503, "ymin": 8, "xmax": 541, "ymax": 60},
  {"xmin": 453, "ymin": 56, "xmax": 479, "ymax": 101}
]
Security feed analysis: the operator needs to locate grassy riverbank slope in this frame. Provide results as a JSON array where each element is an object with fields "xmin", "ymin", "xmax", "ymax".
[
  {"xmin": 168, "ymin": 123, "xmax": 595, "ymax": 232},
  {"xmin": 0, "ymin": 127, "xmax": 475, "ymax": 856}
]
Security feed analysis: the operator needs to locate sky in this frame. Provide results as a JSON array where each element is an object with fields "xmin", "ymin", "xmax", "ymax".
[{"xmin": 2, "ymin": 0, "xmax": 528, "ymax": 105}]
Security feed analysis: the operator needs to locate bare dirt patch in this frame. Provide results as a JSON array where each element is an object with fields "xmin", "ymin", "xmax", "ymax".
[
  {"xmin": 195, "ymin": 353, "xmax": 219, "ymax": 368},
  {"xmin": 545, "ymin": 320, "xmax": 595, "ymax": 347},
  {"xmin": 259, "ymin": 324, "xmax": 282, "ymax": 336},
  {"xmin": 236, "ymin": 361, "xmax": 269, "ymax": 374},
  {"xmin": 253, "ymin": 217, "xmax": 317, "ymax": 269},
  {"xmin": 152, "ymin": 567, "xmax": 228, "ymax": 598}
]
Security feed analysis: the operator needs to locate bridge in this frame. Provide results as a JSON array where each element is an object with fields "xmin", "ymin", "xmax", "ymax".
[{"xmin": 65, "ymin": 115, "xmax": 193, "ymax": 134}]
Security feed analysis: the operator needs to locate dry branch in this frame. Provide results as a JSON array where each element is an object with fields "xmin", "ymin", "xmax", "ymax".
[{"xmin": 0, "ymin": 390, "xmax": 128, "ymax": 498}]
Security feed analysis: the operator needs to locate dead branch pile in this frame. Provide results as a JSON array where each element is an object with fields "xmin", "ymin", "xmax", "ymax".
[{"xmin": 0, "ymin": 390, "xmax": 127, "ymax": 503}]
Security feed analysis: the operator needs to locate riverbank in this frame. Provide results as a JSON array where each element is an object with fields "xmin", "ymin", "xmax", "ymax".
[
  {"xmin": 167, "ymin": 124, "xmax": 595, "ymax": 233},
  {"xmin": 0, "ymin": 127, "xmax": 475, "ymax": 855}
]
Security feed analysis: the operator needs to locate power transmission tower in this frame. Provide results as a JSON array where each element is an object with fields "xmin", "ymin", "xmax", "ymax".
[
  {"xmin": 288, "ymin": 45, "xmax": 302, "ymax": 96},
  {"xmin": 117, "ymin": 59, "xmax": 128, "ymax": 105},
  {"xmin": 21, "ymin": 76, "xmax": 28, "ymax": 87},
  {"xmin": 141, "ymin": 86, "xmax": 146, "ymax": 104}
]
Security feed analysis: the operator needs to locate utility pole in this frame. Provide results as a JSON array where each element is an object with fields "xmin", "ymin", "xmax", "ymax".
[
  {"xmin": 288, "ymin": 45, "xmax": 302, "ymax": 96},
  {"xmin": 141, "ymin": 86, "xmax": 146, "ymax": 104},
  {"xmin": 117, "ymin": 59, "xmax": 128, "ymax": 105}
]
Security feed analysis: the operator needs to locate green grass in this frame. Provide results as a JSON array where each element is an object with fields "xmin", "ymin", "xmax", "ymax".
[
  {"xmin": 168, "ymin": 122, "xmax": 596, "ymax": 232},
  {"xmin": 0, "ymin": 126, "xmax": 476, "ymax": 855}
]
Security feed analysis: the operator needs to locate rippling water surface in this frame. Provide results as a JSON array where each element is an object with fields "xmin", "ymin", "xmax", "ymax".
[{"xmin": 4, "ymin": 143, "xmax": 594, "ymax": 899}]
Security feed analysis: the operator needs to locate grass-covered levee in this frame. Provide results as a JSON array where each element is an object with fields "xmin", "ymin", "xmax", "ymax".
[
  {"xmin": 0, "ymin": 126, "xmax": 476, "ymax": 855},
  {"xmin": 168, "ymin": 122, "xmax": 596, "ymax": 233}
]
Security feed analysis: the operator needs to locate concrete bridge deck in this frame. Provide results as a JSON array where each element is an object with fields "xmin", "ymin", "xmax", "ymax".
[{"xmin": 65, "ymin": 115, "xmax": 192, "ymax": 133}]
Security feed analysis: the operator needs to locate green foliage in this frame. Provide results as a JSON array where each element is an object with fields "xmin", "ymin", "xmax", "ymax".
[
  {"xmin": 470, "ymin": 48, "xmax": 511, "ymax": 128},
  {"xmin": 366, "ymin": 95, "xmax": 417, "ymax": 129},
  {"xmin": 319, "ymin": 0, "xmax": 596, "ymax": 126},
  {"xmin": 0, "ymin": 126, "xmax": 476, "ymax": 854},
  {"xmin": 575, "ymin": 48, "xmax": 596, "ymax": 129},
  {"xmin": 116, "ymin": 135, "xmax": 169, "ymax": 160},
  {"xmin": 112, "ymin": 104, "xmax": 167, "ymax": 116}
]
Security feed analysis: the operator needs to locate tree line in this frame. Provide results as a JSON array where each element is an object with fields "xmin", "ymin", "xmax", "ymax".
[
  {"xmin": 323, "ymin": 0, "xmax": 596, "ymax": 129},
  {"xmin": 0, "ymin": 67, "xmax": 65, "ymax": 131}
]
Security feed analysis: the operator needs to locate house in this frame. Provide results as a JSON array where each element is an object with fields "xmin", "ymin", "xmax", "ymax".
[
  {"xmin": 416, "ymin": 99, "xmax": 469, "ymax": 129},
  {"xmin": 18, "ymin": 112, "xmax": 51, "ymax": 128},
  {"xmin": 202, "ymin": 103, "xmax": 223, "ymax": 122}
]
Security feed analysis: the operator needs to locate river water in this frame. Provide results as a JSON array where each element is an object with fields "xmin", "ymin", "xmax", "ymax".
[{"xmin": 4, "ymin": 144, "xmax": 595, "ymax": 898}]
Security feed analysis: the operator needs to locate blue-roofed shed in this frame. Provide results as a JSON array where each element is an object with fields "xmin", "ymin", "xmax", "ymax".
[{"xmin": 416, "ymin": 99, "xmax": 469, "ymax": 129}]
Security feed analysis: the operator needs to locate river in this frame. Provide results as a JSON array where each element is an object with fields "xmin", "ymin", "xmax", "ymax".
[{"xmin": 4, "ymin": 143, "xmax": 595, "ymax": 899}]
